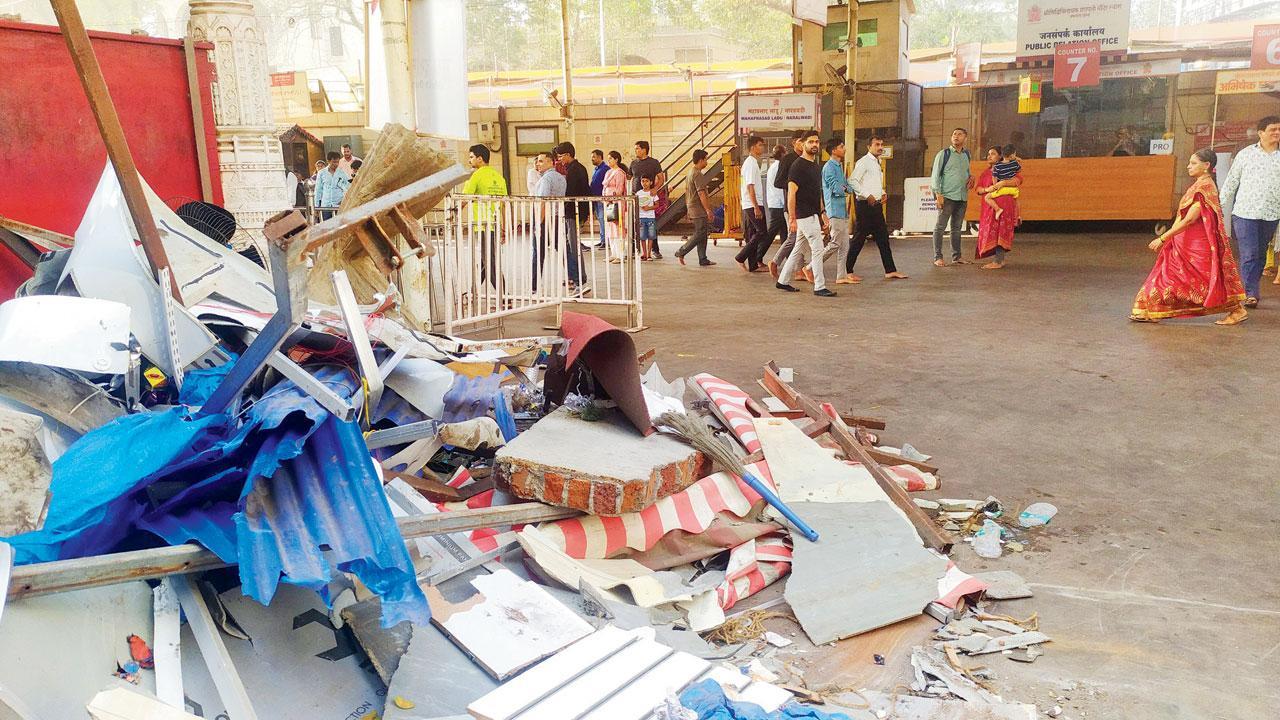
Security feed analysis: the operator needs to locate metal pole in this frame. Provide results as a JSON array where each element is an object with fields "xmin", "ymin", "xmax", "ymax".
[
  {"xmin": 560, "ymin": 0, "xmax": 575, "ymax": 143},
  {"xmin": 843, "ymin": 2, "xmax": 859, "ymax": 172},
  {"xmin": 49, "ymin": 0, "xmax": 181, "ymax": 301}
]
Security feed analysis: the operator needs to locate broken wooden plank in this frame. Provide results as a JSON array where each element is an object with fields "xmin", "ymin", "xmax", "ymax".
[
  {"xmin": 181, "ymin": 38, "xmax": 214, "ymax": 203},
  {"xmin": 49, "ymin": 0, "xmax": 180, "ymax": 301},
  {"xmin": 865, "ymin": 446, "xmax": 940, "ymax": 475},
  {"xmin": 171, "ymin": 576, "xmax": 258, "ymax": 720},
  {"xmin": 8, "ymin": 502, "xmax": 580, "ymax": 600},
  {"xmin": 757, "ymin": 404, "xmax": 887, "ymax": 431},
  {"xmin": 151, "ymin": 579, "xmax": 184, "ymax": 710}
]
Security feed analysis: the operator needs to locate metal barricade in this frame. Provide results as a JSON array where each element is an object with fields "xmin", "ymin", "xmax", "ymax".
[{"xmin": 429, "ymin": 194, "xmax": 642, "ymax": 336}]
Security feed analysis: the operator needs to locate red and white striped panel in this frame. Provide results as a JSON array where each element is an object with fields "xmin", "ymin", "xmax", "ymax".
[
  {"xmin": 715, "ymin": 532, "xmax": 793, "ymax": 611},
  {"xmin": 935, "ymin": 561, "xmax": 988, "ymax": 608},
  {"xmin": 437, "ymin": 488, "xmax": 502, "ymax": 552},
  {"xmin": 692, "ymin": 374, "xmax": 761, "ymax": 454},
  {"xmin": 536, "ymin": 461, "xmax": 776, "ymax": 560}
]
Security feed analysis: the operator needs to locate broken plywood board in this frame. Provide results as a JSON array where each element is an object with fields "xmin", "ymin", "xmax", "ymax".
[
  {"xmin": 467, "ymin": 625, "xmax": 712, "ymax": 720},
  {"xmin": 753, "ymin": 417, "xmax": 909, "ymax": 517},
  {"xmin": 425, "ymin": 568, "xmax": 594, "ymax": 680},
  {"xmin": 785, "ymin": 502, "xmax": 949, "ymax": 645},
  {"xmin": 86, "ymin": 687, "xmax": 201, "ymax": 720},
  {"xmin": 179, "ymin": 583, "xmax": 383, "ymax": 720},
  {"xmin": 0, "ymin": 581, "xmax": 156, "ymax": 718}
]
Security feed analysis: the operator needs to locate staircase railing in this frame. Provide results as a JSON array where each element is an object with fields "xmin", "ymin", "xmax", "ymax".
[{"xmin": 655, "ymin": 91, "xmax": 740, "ymax": 230}]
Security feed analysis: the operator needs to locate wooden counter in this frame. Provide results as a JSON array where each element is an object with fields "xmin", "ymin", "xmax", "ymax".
[{"xmin": 963, "ymin": 155, "xmax": 1178, "ymax": 222}]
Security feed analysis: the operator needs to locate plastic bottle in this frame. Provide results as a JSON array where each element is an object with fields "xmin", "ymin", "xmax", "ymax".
[{"xmin": 972, "ymin": 519, "xmax": 1003, "ymax": 558}]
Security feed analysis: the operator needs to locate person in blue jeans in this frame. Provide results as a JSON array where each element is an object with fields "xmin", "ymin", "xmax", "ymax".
[
  {"xmin": 636, "ymin": 174, "xmax": 659, "ymax": 259},
  {"xmin": 589, "ymin": 149, "xmax": 608, "ymax": 247},
  {"xmin": 1219, "ymin": 115, "xmax": 1280, "ymax": 307}
]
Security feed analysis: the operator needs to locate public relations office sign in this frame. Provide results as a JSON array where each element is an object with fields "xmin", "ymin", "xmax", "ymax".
[
  {"xmin": 736, "ymin": 93, "xmax": 822, "ymax": 133},
  {"xmin": 1015, "ymin": 0, "xmax": 1130, "ymax": 61}
]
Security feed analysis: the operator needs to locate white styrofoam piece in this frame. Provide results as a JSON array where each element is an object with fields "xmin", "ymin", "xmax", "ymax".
[
  {"xmin": 86, "ymin": 687, "xmax": 201, "ymax": 720},
  {"xmin": 150, "ymin": 579, "xmax": 184, "ymax": 710},
  {"xmin": 0, "ymin": 296, "xmax": 130, "ymax": 374}
]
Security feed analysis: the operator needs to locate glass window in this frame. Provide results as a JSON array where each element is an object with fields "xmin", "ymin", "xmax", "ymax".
[{"xmin": 980, "ymin": 77, "xmax": 1170, "ymax": 158}]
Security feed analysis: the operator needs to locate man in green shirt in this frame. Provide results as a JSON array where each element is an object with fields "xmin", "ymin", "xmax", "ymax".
[
  {"xmin": 929, "ymin": 128, "xmax": 976, "ymax": 266},
  {"xmin": 462, "ymin": 144, "xmax": 508, "ymax": 286}
]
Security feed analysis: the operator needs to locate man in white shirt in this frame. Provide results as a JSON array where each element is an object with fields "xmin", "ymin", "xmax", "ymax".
[
  {"xmin": 734, "ymin": 135, "xmax": 768, "ymax": 272},
  {"xmin": 757, "ymin": 144, "xmax": 788, "ymax": 266},
  {"xmin": 849, "ymin": 136, "xmax": 907, "ymax": 280},
  {"xmin": 1220, "ymin": 114, "xmax": 1280, "ymax": 305}
]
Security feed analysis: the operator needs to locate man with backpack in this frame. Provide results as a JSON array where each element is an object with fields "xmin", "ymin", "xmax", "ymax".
[{"xmin": 930, "ymin": 128, "xmax": 977, "ymax": 266}]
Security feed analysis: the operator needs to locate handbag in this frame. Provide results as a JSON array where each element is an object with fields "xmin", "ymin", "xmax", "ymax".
[{"xmin": 605, "ymin": 204, "xmax": 619, "ymax": 222}]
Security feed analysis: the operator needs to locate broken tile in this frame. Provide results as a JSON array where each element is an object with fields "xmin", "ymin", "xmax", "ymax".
[
  {"xmin": 969, "ymin": 631, "xmax": 1052, "ymax": 655},
  {"xmin": 975, "ymin": 571, "xmax": 1034, "ymax": 600}
]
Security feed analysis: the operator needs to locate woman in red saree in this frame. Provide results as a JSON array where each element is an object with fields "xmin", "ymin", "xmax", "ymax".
[
  {"xmin": 1130, "ymin": 148, "xmax": 1248, "ymax": 325},
  {"xmin": 975, "ymin": 147, "xmax": 1021, "ymax": 269}
]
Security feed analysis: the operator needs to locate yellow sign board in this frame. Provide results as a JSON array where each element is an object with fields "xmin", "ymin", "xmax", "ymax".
[{"xmin": 1215, "ymin": 68, "xmax": 1280, "ymax": 95}]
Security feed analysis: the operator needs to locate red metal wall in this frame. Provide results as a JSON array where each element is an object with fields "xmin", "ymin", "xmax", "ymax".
[{"xmin": 0, "ymin": 20, "xmax": 222, "ymax": 239}]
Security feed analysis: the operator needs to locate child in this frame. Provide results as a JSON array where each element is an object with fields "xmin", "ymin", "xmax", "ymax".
[
  {"xmin": 985, "ymin": 144, "xmax": 1021, "ymax": 221},
  {"xmin": 637, "ymin": 175, "xmax": 658, "ymax": 260}
]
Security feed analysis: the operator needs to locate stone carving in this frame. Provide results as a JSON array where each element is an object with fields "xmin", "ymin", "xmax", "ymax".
[{"xmin": 188, "ymin": 1, "xmax": 290, "ymax": 241}]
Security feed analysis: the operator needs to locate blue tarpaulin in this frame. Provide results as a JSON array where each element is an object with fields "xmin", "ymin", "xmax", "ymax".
[
  {"xmin": 679, "ymin": 680, "xmax": 853, "ymax": 720},
  {"xmin": 5, "ymin": 363, "xmax": 430, "ymax": 627}
]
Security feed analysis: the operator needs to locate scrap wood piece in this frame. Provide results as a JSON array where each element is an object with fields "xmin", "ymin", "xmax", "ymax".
[
  {"xmin": 8, "ymin": 502, "xmax": 579, "ymax": 601},
  {"xmin": 762, "ymin": 362, "xmax": 951, "ymax": 553},
  {"xmin": 170, "ymin": 576, "xmax": 259, "ymax": 720},
  {"xmin": 86, "ymin": 687, "xmax": 201, "ymax": 720},
  {"xmin": 785, "ymin": 502, "xmax": 950, "ymax": 645},
  {"xmin": 0, "ymin": 214, "xmax": 73, "ymax": 251},
  {"xmin": 425, "ymin": 568, "xmax": 593, "ymax": 680}
]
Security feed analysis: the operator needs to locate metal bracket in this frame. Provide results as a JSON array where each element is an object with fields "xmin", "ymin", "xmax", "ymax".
[
  {"xmin": 265, "ymin": 352, "xmax": 358, "ymax": 423},
  {"xmin": 331, "ymin": 270, "xmax": 384, "ymax": 422}
]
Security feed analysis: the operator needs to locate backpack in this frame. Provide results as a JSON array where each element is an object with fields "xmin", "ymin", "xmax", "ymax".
[{"xmin": 939, "ymin": 147, "xmax": 969, "ymax": 174}]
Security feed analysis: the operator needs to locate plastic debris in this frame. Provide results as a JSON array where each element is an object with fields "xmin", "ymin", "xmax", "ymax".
[
  {"xmin": 972, "ymin": 520, "xmax": 1004, "ymax": 559},
  {"xmin": 126, "ymin": 634, "xmax": 154, "ymax": 669},
  {"xmin": 1019, "ymin": 503, "xmax": 1058, "ymax": 527}
]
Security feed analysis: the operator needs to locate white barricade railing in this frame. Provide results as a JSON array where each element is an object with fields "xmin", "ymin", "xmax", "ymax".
[{"xmin": 428, "ymin": 194, "xmax": 643, "ymax": 335}]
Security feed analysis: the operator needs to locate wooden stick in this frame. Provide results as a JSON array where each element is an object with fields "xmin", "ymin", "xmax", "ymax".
[
  {"xmin": 7, "ymin": 502, "xmax": 579, "ymax": 600},
  {"xmin": 182, "ymin": 37, "xmax": 214, "ymax": 203},
  {"xmin": 49, "ymin": 0, "xmax": 181, "ymax": 301},
  {"xmin": 756, "ymin": 377, "xmax": 887, "ymax": 430},
  {"xmin": 760, "ymin": 363, "xmax": 952, "ymax": 553}
]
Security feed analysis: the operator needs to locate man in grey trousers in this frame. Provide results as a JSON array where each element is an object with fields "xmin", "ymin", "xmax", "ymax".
[{"xmin": 929, "ymin": 128, "xmax": 976, "ymax": 266}]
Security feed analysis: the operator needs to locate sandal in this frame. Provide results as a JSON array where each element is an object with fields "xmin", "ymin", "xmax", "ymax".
[{"xmin": 1244, "ymin": 297, "xmax": 1259, "ymax": 308}]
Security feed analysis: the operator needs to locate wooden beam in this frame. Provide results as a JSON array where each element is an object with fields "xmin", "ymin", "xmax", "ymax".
[
  {"xmin": 757, "ymin": 374, "xmax": 887, "ymax": 430},
  {"xmin": 182, "ymin": 37, "xmax": 215, "ymax": 203},
  {"xmin": 7, "ymin": 501, "xmax": 580, "ymax": 600},
  {"xmin": 865, "ymin": 447, "xmax": 939, "ymax": 476},
  {"xmin": 49, "ymin": 0, "xmax": 181, "ymax": 301},
  {"xmin": 301, "ymin": 164, "xmax": 470, "ymax": 253},
  {"xmin": 760, "ymin": 363, "xmax": 952, "ymax": 553}
]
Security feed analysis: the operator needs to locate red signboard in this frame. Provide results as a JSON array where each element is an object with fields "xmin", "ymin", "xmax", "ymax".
[
  {"xmin": 270, "ymin": 71, "xmax": 296, "ymax": 86},
  {"xmin": 1054, "ymin": 41, "xmax": 1101, "ymax": 88},
  {"xmin": 1252, "ymin": 24, "xmax": 1280, "ymax": 70}
]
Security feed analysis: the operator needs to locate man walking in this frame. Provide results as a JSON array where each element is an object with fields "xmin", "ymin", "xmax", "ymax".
[
  {"xmin": 314, "ymin": 151, "xmax": 350, "ymax": 220},
  {"xmin": 759, "ymin": 144, "xmax": 788, "ymax": 266},
  {"xmin": 776, "ymin": 130, "xmax": 835, "ymax": 297},
  {"xmin": 676, "ymin": 149, "xmax": 716, "ymax": 266},
  {"xmin": 822, "ymin": 138, "xmax": 855, "ymax": 284},
  {"xmin": 462, "ymin": 144, "xmax": 508, "ymax": 286},
  {"xmin": 1220, "ymin": 115, "xmax": 1280, "ymax": 307},
  {"xmin": 768, "ymin": 131, "xmax": 807, "ymax": 279},
  {"xmin": 735, "ymin": 135, "xmax": 768, "ymax": 271},
  {"xmin": 555, "ymin": 142, "xmax": 591, "ymax": 290},
  {"xmin": 337, "ymin": 143, "xmax": 361, "ymax": 175},
  {"xmin": 930, "ymin": 128, "xmax": 976, "ymax": 266},
  {"xmin": 850, "ymin": 136, "xmax": 908, "ymax": 281},
  {"xmin": 590, "ymin": 149, "xmax": 608, "ymax": 247}
]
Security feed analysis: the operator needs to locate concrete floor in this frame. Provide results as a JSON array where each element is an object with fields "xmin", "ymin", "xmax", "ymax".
[{"xmin": 506, "ymin": 231, "xmax": 1279, "ymax": 719}]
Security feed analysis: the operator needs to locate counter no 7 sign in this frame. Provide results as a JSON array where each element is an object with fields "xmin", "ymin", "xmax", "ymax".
[{"xmin": 1054, "ymin": 41, "xmax": 1101, "ymax": 88}]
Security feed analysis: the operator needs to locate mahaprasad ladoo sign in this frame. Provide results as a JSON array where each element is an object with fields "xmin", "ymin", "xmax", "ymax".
[
  {"xmin": 1016, "ymin": 0, "xmax": 1130, "ymax": 61},
  {"xmin": 736, "ymin": 93, "xmax": 821, "ymax": 133}
]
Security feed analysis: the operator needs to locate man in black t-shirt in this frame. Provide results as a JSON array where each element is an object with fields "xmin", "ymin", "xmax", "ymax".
[
  {"xmin": 767, "ymin": 130, "xmax": 807, "ymax": 278},
  {"xmin": 776, "ymin": 130, "xmax": 835, "ymax": 297}
]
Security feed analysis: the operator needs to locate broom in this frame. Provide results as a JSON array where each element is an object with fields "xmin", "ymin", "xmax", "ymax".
[{"xmin": 656, "ymin": 411, "xmax": 820, "ymax": 542}]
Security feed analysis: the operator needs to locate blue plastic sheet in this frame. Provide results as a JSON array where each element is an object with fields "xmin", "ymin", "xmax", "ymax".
[
  {"xmin": 679, "ymin": 680, "xmax": 852, "ymax": 720},
  {"xmin": 6, "ymin": 363, "xmax": 430, "ymax": 627}
]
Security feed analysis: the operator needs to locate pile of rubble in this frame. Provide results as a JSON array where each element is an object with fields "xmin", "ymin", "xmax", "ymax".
[{"xmin": 1, "ymin": 154, "xmax": 1065, "ymax": 720}]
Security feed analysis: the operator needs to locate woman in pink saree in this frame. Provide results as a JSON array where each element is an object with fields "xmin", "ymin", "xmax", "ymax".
[
  {"xmin": 602, "ymin": 151, "xmax": 630, "ymax": 262},
  {"xmin": 1130, "ymin": 148, "xmax": 1247, "ymax": 325},
  {"xmin": 974, "ymin": 146, "xmax": 1021, "ymax": 269}
]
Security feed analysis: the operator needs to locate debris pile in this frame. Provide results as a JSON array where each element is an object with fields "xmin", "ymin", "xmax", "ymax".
[{"xmin": 1, "ymin": 164, "xmax": 1061, "ymax": 720}]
